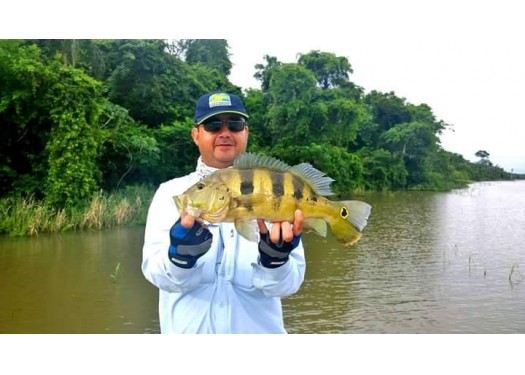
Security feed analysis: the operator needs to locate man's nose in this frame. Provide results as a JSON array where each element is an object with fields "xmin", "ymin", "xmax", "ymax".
[{"xmin": 216, "ymin": 123, "xmax": 232, "ymax": 135}]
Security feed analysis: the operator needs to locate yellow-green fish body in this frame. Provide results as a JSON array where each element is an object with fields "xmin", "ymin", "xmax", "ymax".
[{"xmin": 174, "ymin": 153, "xmax": 371, "ymax": 246}]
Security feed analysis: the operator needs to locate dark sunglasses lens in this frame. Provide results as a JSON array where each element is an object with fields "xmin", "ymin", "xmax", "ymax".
[
  {"xmin": 202, "ymin": 121, "xmax": 223, "ymax": 132},
  {"xmin": 227, "ymin": 121, "xmax": 245, "ymax": 132},
  {"xmin": 202, "ymin": 120, "xmax": 245, "ymax": 132}
]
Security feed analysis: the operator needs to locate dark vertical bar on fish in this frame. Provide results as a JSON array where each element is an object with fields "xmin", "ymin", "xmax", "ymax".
[
  {"xmin": 271, "ymin": 171, "xmax": 284, "ymax": 211},
  {"xmin": 292, "ymin": 175, "xmax": 304, "ymax": 200},
  {"xmin": 271, "ymin": 171, "xmax": 285, "ymax": 197},
  {"xmin": 240, "ymin": 169, "xmax": 254, "ymax": 195}
]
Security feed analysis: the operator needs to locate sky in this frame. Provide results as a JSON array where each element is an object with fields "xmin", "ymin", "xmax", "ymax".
[
  {"xmin": 4, "ymin": 0, "xmax": 524, "ymax": 173},
  {"xmin": 225, "ymin": 1, "xmax": 525, "ymax": 173}
]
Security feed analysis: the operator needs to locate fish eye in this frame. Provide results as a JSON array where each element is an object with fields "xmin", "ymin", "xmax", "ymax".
[
  {"xmin": 340, "ymin": 207, "xmax": 349, "ymax": 218},
  {"xmin": 196, "ymin": 183, "xmax": 205, "ymax": 190}
]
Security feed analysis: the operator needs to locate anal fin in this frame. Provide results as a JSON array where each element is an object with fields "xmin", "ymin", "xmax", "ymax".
[
  {"xmin": 234, "ymin": 219, "xmax": 259, "ymax": 242},
  {"xmin": 304, "ymin": 218, "xmax": 328, "ymax": 237}
]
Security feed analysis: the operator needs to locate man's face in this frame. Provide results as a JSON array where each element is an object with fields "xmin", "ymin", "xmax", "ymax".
[{"xmin": 191, "ymin": 113, "xmax": 249, "ymax": 169}]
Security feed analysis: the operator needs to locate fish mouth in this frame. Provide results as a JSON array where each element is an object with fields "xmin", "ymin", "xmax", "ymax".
[
  {"xmin": 174, "ymin": 195, "xmax": 202, "ymax": 217},
  {"xmin": 174, "ymin": 195, "xmax": 184, "ymax": 213},
  {"xmin": 186, "ymin": 205, "xmax": 203, "ymax": 218}
]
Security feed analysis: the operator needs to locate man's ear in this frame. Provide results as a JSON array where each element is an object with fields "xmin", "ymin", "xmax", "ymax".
[{"xmin": 191, "ymin": 127, "xmax": 199, "ymax": 146}]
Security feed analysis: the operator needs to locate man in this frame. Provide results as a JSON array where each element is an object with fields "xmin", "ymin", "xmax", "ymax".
[{"xmin": 142, "ymin": 92, "xmax": 306, "ymax": 333}]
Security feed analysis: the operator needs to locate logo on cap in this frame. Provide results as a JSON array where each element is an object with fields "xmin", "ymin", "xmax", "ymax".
[{"xmin": 209, "ymin": 93, "xmax": 232, "ymax": 108}]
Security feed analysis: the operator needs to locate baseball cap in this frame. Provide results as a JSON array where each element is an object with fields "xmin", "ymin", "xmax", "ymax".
[{"xmin": 194, "ymin": 92, "xmax": 249, "ymax": 124}]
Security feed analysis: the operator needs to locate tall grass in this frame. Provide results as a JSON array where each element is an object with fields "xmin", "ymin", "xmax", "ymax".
[{"xmin": 0, "ymin": 185, "xmax": 154, "ymax": 237}]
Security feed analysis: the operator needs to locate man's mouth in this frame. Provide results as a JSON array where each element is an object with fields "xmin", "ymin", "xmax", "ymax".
[{"xmin": 215, "ymin": 143, "xmax": 234, "ymax": 148}]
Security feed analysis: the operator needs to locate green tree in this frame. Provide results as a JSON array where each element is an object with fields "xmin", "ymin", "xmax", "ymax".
[
  {"xmin": 0, "ymin": 40, "xmax": 107, "ymax": 207},
  {"xmin": 365, "ymin": 91, "xmax": 413, "ymax": 133},
  {"xmin": 266, "ymin": 64, "xmax": 319, "ymax": 146},
  {"xmin": 107, "ymin": 39, "xmax": 237, "ymax": 128},
  {"xmin": 381, "ymin": 121, "xmax": 434, "ymax": 159},
  {"xmin": 358, "ymin": 147, "xmax": 407, "ymax": 190},
  {"xmin": 181, "ymin": 39, "xmax": 232, "ymax": 77},
  {"xmin": 28, "ymin": 39, "xmax": 110, "ymax": 80},
  {"xmin": 107, "ymin": 40, "xmax": 191, "ymax": 126},
  {"xmin": 243, "ymin": 88, "xmax": 268, "ymax": 151},
  {"xmin": 97, "ymin": 101, "xmax": 160, "ymax": 190},
  {"xmin": 298, "ymin": 50, "xmax": 353, "ymax": 89},
  {"xmin": 254, "ymin": 55, "xmax": 282, "ymax": 92},
  {"xmin": 323, "ymin": 97, "xmax": 371, "ymax": 149},
  {"xmin": 0, "ymin": 41, "xmax": 50, "ymax": 197},
  {"xmin": 43, "ymin": 63, "xmax": 104, "ymax": 208},
  {"xmin": 270, "ymin": 144, "xmax": 365, "ymax": 194},
  {"xmin": 150, "ymin": 121, "xmax": 200, "ymax": 183}
]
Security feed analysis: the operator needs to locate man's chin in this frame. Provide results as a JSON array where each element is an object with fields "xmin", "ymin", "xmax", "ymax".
[
  {"xmin": 215, "ymin": 145, "xmax": 235, "ymax": 155},
  {"xmin": 214, "ymin": 147, "xmax": 237, "ymax": 165}
]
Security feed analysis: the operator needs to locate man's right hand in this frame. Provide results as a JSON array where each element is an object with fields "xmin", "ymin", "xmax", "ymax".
[
  {"xmin": 179, "ymin": 212, "xmax": 196, "ymax": 229},
  {"xmin": 168, "ymin": 214, "xmax": 212, "ymax": 269}
]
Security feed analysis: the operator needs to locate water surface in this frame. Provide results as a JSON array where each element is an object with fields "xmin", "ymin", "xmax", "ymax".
[{"xmin": 1, "ymin": 181, "xmax": 524, "ymax": 333}]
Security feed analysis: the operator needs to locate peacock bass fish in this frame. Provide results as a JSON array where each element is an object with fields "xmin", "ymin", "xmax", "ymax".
[{"xmin": 174, "ymin": 153, "xmax": 372, "ymax": 246}]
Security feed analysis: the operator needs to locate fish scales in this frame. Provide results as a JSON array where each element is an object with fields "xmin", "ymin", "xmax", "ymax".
[
  {"xmin": 216, "ymin": 168, "xmax": 320, "ymax": 222},
  {"xmin": 174, "ymin": 153, "xmax": 372, "ymax": 246}
]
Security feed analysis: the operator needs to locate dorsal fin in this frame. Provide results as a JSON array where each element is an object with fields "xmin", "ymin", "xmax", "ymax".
[
  {"xmin": 234, "ymin": 152, "xmax": 335, "ymax": 196},
  {"xmin": 234, "ymin": 152, "xmax": 291, "ymax": 172},
  {"xmin": 290, "ymin": 162, "xmax": 334, "ymax": 196}
]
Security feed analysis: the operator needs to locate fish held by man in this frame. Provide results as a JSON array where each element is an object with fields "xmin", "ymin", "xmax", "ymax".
[{"xmin": 174, "ymin": 153, "xmax": 372, "ymax": 246}]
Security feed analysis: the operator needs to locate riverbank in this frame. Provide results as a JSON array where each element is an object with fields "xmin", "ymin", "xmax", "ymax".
[
  {"xmin": 2, "ymin": 176, "xmax": 521, "ymax": 237},
  {"xmin": 0, "ymin": 185, "xmax": 154, "ymax": 237}
]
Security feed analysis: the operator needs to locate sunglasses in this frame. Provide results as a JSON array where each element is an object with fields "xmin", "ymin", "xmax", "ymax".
[{"xmin": 198, "ymin": 117, "xmax": 247, "ymax": 133}]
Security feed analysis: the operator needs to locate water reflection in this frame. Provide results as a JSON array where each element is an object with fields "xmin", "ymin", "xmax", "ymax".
[
  {"xmin": 1, "ymin": 181, "xmax": 524, "ymax": 333},
  {"xmin": 0, "ymin": 228, "xmax": 159, "ymax": 333},
  {"xmin": 283, "ymin": 182, "xmax": 525, "ymax": 333}
]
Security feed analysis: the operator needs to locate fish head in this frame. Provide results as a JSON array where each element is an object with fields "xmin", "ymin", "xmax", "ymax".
[{"xmin": 174, "ymin": 180, "xmax": 232, "ymax": 222}]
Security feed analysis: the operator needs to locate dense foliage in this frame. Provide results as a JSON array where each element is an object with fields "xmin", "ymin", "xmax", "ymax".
[{"xmin": 0, "ymin": 39, "xmax": 516, "ymax": 214}]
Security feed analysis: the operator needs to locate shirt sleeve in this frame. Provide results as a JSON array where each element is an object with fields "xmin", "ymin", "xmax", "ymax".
[
  {"xmin": 251, "ymin": 242, "xmax": 306, "ymax": 297},
  {"xmin": 141, "ymin": 180, "xmax": 205, "ymax": 294}
]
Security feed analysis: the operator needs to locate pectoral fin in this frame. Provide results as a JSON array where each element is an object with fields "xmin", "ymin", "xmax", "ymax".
[
  {"xmin": 304, "ymin": 218, "xmax": 328, "ymax": 237},
  {"xmin": 234, "ymin": 219, "xmax": 259, "ymax": 242}
]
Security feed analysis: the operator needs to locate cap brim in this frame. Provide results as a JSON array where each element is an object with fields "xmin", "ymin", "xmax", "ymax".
[{"xmin": 196, "ymin": 110, "xmax": 249, "ymax": 124}]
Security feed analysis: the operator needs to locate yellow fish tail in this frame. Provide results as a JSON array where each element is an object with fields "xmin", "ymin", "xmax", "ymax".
[{"xmin": 327, "ymin": 200, "xmax": 372, "ymax": 246}]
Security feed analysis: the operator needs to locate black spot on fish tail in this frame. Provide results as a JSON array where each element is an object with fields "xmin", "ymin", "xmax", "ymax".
[
  {"xmin": 240, "ymin": 170, "xmax": 254, "ymax": 195},
  {"xmin": 312, "ymin": 196, "xmax": 318, "ymax": 203},
  {"xmin": 272, "ymin": 173, "xmax": 285, "ymax": 197},
  {"xmin": 292, "ymin": 177, "xmax": 304, "ymax": 200}
]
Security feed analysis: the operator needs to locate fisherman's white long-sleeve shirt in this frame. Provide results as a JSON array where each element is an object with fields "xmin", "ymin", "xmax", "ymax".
[{"xmin": 141, "ymin": 166, "xmax": 306, "ymax": 334}]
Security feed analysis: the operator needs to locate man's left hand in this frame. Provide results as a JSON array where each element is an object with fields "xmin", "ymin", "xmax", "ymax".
[{"xmin": 256, "ymin": 210, "xmax": 304, "ymax": 268}]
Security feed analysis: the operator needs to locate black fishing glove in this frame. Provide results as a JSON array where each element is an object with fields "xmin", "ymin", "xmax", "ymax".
[
  {"xmin": 258, "ymin": 231, "xmax": 302, "ymax": 268},
  {"xmin": 168, "ymin": 219, "xmax": 213, "ymax": 269}
]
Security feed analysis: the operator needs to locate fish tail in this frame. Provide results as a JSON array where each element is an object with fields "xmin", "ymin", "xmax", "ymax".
[{"xmin": 327, "ymin": 200, "xmax": 372, "ymax": 246}]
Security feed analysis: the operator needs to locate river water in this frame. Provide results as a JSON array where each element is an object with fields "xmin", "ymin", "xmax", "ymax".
[{"xmin": 1, "ymin": 181, "xmax": 524, "ymax": 333}]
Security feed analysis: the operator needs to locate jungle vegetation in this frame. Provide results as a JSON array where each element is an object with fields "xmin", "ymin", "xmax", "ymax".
[{"xmin": 0, "ymin": 39, "xmax": 517, "ymax": 235}]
